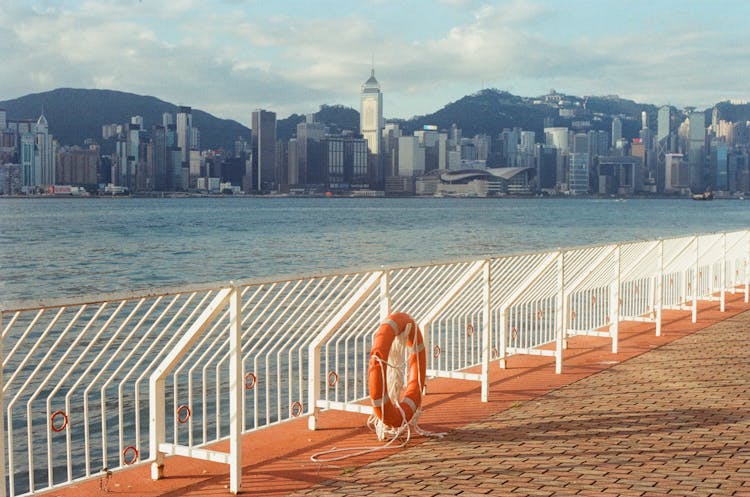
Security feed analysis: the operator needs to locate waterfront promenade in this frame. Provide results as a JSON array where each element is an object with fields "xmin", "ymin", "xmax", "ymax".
[{"xmin": 49, "ymin": 294, "xmax": 750, "ymax": 496}]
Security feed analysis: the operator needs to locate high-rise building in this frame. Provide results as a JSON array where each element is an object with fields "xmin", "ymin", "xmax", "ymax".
[
  {"xmin": 251, "ymin": 109, "xmax": 277, "ymax": 191},
  {"xmin": 657, "ymin": 106, "xmax": 671, "ymax": 143},
  {"xmin": 360, "ymin": 69, "xmax": 383, "ymax": 155},
  {"xmin": 611, "ymin": 117, "xmax": 622, "ymax": 147},
  {"xmin": 176, "ymin": 106, "xmax": 192, "ymax": 172},
  {"xmin": 688, "ymin": 112, "xmax": 706, "ymax": 190}
]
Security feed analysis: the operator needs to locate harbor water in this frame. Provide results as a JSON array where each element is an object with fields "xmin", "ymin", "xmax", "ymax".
[{"xmin": 1, "ymin": 196, "xmax": 748, "ymax": 307}]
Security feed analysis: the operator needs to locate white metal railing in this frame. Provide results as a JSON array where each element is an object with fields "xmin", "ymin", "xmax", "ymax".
[{"xmin": 1, "ymin": 230, "xmax": 748, "ymax": 496}]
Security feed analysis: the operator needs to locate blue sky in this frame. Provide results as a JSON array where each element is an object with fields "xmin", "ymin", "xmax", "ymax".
[{"xmin": 2, "ymin": 0, "xmax": 749, "ymax": 127}]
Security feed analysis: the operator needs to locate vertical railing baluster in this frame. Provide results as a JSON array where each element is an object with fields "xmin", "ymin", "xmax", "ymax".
[
  {"xmin": 656, "ymin": 240, "xmax": 664, "ymax": 336},
  {"xmin": 229, "ymin": 285, "xmax": 242, "ymax": 495},
  {"xmin": 481, "ymin": 260, "xmax": 490, "ymax": 402},
  {"xmin": 693, "ymin": 237, "xmax": 699, "ymax": 323},
  {"xmin": 721, "ymin": 233, "xmax": 727, "ymax": 312},
  {"xmin": 611, "ymin": 244, "xmax": 621, "ymax": 354},
  {"xmin": 555, "ymin": 252, "xmax": 564, "ymax": 374},
  {"xmin": 0, "ymin": 311, "xmax": 5, "ymax": 497}
]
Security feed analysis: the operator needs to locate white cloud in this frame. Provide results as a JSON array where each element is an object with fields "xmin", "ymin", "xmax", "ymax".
[{"xmin": 1, "ymin": 0, "xmax": 749, "ymax": 126}]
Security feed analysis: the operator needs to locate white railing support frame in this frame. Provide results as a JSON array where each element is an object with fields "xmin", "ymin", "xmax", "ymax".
[
  {"xmin": 307, "ymin": 272, "xmax": 383, "ymax": 431},
  {"xmin": 497, "ymin": 251, "xmax": 560, "ymax": 369},
  {"xmin": 150, "ymin": 288, "xmax": 233, "ymax": 480},
  {"xmin": 721, "ymin": 233, "xmax": 727, "ymax": 313},
  {"xmin": 0, "ymin": 311, "xmax": 6, "ymax": 497},
  {"xmin": 610, "ymin": 245, "xmax": 621, "ymax": 353},
  {"xmin": 656, "ymin": 240, "xmax": 664, "ymax": 336},
  {"xmin": 480, "ymin": 261, "xmax": 491, "ymax": 402},
  {"xmin": 693, "ymin": 237, "xmax": 699, "ymax": 323},
  {"xmin": 555, "ymin": 252, "xmax": 565, "ymax": 374},
  {"xmin": 228, "ymin": 286, "xmax": 243, "ymax": 494}
]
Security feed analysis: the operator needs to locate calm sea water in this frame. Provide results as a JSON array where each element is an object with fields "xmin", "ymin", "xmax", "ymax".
[{"xmin": 1, "ymin": 196, "xmax": 748, "ymax": 306}]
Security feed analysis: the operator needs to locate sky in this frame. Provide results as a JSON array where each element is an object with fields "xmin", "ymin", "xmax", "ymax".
[{"xmin": 2, "ymin": 0, "xmax": 749, "ymax": 127}]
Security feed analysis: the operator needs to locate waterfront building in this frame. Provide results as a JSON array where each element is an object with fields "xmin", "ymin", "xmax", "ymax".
[
  {"xmin": 597, "ymin": 156, "xmax": 643, "ymax": 195},
  {"xmin": 295, "ymin": 117, "xmax": 326, "ymax": 187},
  {"xmin": 382, "ymin": 123, "xmax": 401, "ymax": 177},
  {"xmin": 176, "ymin": 106, "xmax": 192, "ymax": 171},
  {"xmin": 321, "ymin": 136, "xmax": 368, "ymax": 191},
  {"xmin": 360, "ymin": 69, "xmax": 383, "ymax": 156},
  {"xmin": 657, "ymin": 106, "xmax": 671, "ymax": 143},
  {"xmin": 710, "ymin": 140, "xmax": 729, "ymax": 191},
  {"xmin": 544, "ymin": 127, "xmax": 570, "ymax": 153},
  {"xmin": 251, "ymin": 109, "xmax": 277, "ymax": 192},
  {"xmin": 56, "ymin": 145, "xmax": 99, "ymax": 187},
  {"xmin": 398, "ymin": 136, "xmax": 425, "ymax": 177},
  {"xmin": 150, "ymin": 125, "xmax": 168, "ymax": 190},
  {"xmin": 535, "ymin": 144, "xmax": 557, "ymax": 192},
  {"xmin": 611, "ymin": 117, "xmax": 623, "ymax": 148},
  {"xmin": 360, "ymin": 69, "xmax": 384, "ymax": 188},
  {"xmin": 568, "ymin": 152, "xmax": 590, "ymax": 195},
  {"xmin": 664, "ymin": 153, "xmax": 688, "ymax": 193},
  {"xmin": 0, "ymin": 163, "xmax": 21, "ymax": 194},
  {"xmin": 688, "ymin": 112, "xmax": 706, "ymax": 191}
]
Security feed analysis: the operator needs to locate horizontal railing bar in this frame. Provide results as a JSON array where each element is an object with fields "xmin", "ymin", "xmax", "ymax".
[
  {"xmin": 315, "ymin": 401, "xmax": 373, "ymax": 415},
  {"xmin": 426, "ymin": 370, "xmax": 483, "ymax": 382},
  {"xmin": 158, "ymin": 443, "xmax": 231, "ymax": 465}
]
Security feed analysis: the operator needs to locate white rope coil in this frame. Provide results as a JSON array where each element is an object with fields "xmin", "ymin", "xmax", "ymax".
[{"xmin": 310, "ymin": 323, "xmax": 444, "ymax": 464}]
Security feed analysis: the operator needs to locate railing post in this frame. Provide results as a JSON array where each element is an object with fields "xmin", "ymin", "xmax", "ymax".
[
  {"xmin": 693, "ymin": 236, "xmax": 699, "ymax": 323},
  {"xmin": 149, "ymin": 377, "xmax": 166, "ymax": 480},
  {"xmin": 746, "ymin": 230, "xmax": 750, "ymax": 303},
  {"xmin": 721, "ymin": 233, "xmax": 726, "ymax": 312},
  {"xmin": 656, "ymin": 239, "xmax": 664, "ymax": 336},
  {"xmin": 555, "ymin": 252, "xmax": 564, "ymax": 374},
  {"xmin": 610, "ymin": 244, "xmax": 621, "ymax": 353},
  {"xmin": 228, "ymin": 285, "xmax": 242, "ymax": 494},
  {"xmin": 498, "ymin": 306, "xmax": 507, "ymax": 369},
  {"xmin": 481, "ymin": 260, "xmax": 491, "ymax": 402},
  {"xmin": 0, "ymin": 312, "xmax": 6, "ymax": 497}
]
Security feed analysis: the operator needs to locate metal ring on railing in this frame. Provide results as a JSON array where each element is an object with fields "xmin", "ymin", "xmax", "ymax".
[
  {"xmin": 634, "ymin": 285, "xmax": 639, "ymax": 295},
  {"xmin": 466, "ymin": 323, "xmax": 475, "ymax": 337},
  {"xmin": 570, "ymin": 310, "xmax": 576, "ymax": 321},
  {"xmin": 51, "ymin": 410, "xmax": 68, "ymax": 432},
  {"xmin": 491, "ymin": 347, "xmax": 499, "ymax": 358},
  {"xmin": 537, "ymin": 310, "xmax": 543, "ymax": 320},
  {"xmin": 591, "ymin": 295, "xmax": 597, "ymax": 305},
  {"xmin": 123, "ymin": 445, "xmax": 139, "ymax": 465},
  {"xmin": 511, "ymin": 327, "xmax": 518, "ymax": 341},
  {"xmin": 177, "ymin": 404, "xmax": 191, "ymax": 424},
  {"xmin": 244, "ymin": 372, "xmax": 257, "ymax": 390},
  {"xmin": 291, "ymin": 401, "xmax": 303, "ymax": 417},
  {"xmin": 433, "ymin": 345, "xmax": 441, "ymax": 358},
  {"xmin": 327, "ymin": 370, "xmax": 338, "ymax": 387},
  {"xmin": 670, "ymin": 277, "xmax": 674, "ymax": 286}
]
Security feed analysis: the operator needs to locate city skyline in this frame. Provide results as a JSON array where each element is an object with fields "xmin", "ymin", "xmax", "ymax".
[{"xmin": 2, "ymin": 0, "xmax": 750, "ymax": 127}]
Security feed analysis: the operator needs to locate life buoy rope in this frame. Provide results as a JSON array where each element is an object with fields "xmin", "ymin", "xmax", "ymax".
[
  {"xmin": 310, "ymin": 312, "xmax": 444, "ymax": 463},
  {"xmin": 368, "ymin": 312, "xmax": 426, "ymax": 430}
]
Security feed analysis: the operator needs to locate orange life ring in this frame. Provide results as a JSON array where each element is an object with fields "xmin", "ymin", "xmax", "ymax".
[{"xmin": 368, "ymin": 312, "xmax": 427, "ymax": 429}]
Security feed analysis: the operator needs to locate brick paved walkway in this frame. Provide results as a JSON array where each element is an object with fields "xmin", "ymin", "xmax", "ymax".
[{"xmin": 295, "ymin": 311, "xmax": 750, "ymax": 497}]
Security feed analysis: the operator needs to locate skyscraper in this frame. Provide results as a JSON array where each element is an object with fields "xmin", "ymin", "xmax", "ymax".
[
  {"xmin": 176, "ymin": 106, "xmax": 192, "ymax": 189},
  {"xmin": 657, "ymin": 106, "xmax": 671, "ymax": 143},
  {"xmin": 688, "ymin": 112, "xmax": 706, "ymax": 191},
  {"xmin": 611, "ymin": 117, "xmax": 622, "ymax": 146},
  {"xmin": 251, "ymin": 109, "xmax": 277, "ymax": 191},
  {"xmin": 360, "ymin": 69, "xmax": 383, "ymax": 155}
]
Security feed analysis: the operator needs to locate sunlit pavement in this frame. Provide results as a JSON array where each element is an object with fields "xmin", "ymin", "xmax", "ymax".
[{"xmin": 49, "ymin": 293, "xmax": 750, "ymax": 496}]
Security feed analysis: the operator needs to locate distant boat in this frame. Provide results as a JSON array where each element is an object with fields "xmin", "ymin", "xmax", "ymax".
[{"xmin": 691, "ymin": 191, "xmax": 714, "ymax": 201}]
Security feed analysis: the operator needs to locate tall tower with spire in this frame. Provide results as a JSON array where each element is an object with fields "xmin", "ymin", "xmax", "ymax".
[{"xmin": 360, "ymin": 68, "xmax": 383, "ymax": 156}]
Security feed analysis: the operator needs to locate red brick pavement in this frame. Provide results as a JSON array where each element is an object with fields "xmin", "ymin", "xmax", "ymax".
[
  {"xmin": 296, "ymin": 303, "xmax": 750, "ymax": 496},
  {"xmin": 48, "ymin": 294, "xmax": 750, "ymax": 496}
]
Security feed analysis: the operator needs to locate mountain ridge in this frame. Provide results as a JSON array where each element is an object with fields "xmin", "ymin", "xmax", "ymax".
[{"xmin": 2, "ymin": 88, "xmax": 748, "ymax": 149}]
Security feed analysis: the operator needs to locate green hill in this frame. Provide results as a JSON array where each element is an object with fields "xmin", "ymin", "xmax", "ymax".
[{"xmin": 0, "ymin": 88, "xmax": 250, "ymax": 151}]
